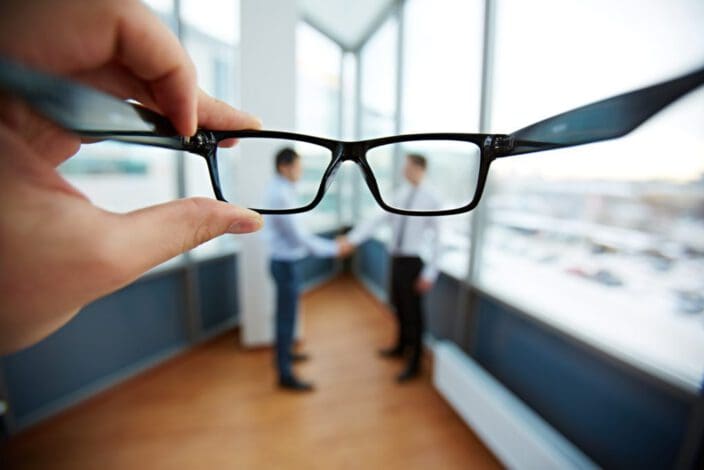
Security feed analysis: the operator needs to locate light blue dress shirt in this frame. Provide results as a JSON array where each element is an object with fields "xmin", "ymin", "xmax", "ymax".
[{"xmin": 263, "ymin": 174, "xmax": 339, "ymax": 261}]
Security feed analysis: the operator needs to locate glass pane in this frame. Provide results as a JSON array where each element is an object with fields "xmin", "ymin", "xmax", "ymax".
[
  {"xmin": 143, "ymin": 0, "xmax": 174, "ymax": 15},
  {"xmin": 339, "ymin": 53, "xmax": 358, "ymax": 227},
  {"xmin": 401, "ymin": 0, "xmax": 485, "ymax": 278},
  {"xmin": 217, "ymin": 139, "xmax": 331, "ymax": 211},
  {"xmin": 401, "ymin": 0, "xmax": 483, "ymax": 133},
  {"xmin": 182, "ymin": 0, "xmax": 239, "ymax": 202},
  {"xmin": 365, "ymin": 140, "xmax": 481, "ymax": 212},
  {"xmin": 479, "ymin": 0, "xmax": 704, "ymax": 389},
  {"xmin": 180, "ymin": 0, "xmax": 239, "ymax": 45},
  {"xmin": 358, "ymin": 17, "xmax": 398, "ymax": 223},
  {"xmin": 296, "ymin": 22, "xmax": 342, "ymax": 231},
  {"xmin": 60, "ymin": 143, "xmax": 177, "ymax": 212},
  {"xmin": 180, "ymin": 1, "xmax": 240, "ymax": 257},
  {"xmin": 360, "ymin": 19, "xmax": 397, "ymax": 124}
]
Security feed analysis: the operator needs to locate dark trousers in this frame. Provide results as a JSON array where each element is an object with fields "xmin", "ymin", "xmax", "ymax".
[
  {"xmin": 270, "ymin": 259, "xmax": 301, "ymax": 380},
  {"xmin": 390, "ymin": 256, "xmax": 424, "ymax": 371}
]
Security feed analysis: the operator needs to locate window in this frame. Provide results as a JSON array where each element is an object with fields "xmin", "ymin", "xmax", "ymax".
[
  {"xmin": 339, "ymin": 53, "xmax": 358, "ymax": 227},
  {"xmin": 477, "ymin": 0, "xmax": 704, "ymax": 390},
  {"xmin": 181, "ymin": 0, "xmax": 241, "ymax": 258},
  {"xmin": 357, "ymin": 16, "xmax": 399, "ymax": 224},
  {"xmin": 296, "ymin": 22, "xmax": 343, "ymax": 232},
  {"xmin": 400, "ymin": 0, "xmax": 485, "ymax": 279},
  {"xmin": 59, "ymin": 0, "xmax": 179, "ymax": 215}
]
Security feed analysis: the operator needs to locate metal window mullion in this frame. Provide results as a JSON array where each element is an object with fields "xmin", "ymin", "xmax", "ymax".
[
  {"xmin": 468, "ymin": 0, "xmax": 496, "ymax": 285},
  {"xmin": 174, "ymin": 0, "xmax": 202, "ymax": 342},
  {"xmin": 453, "ymin": 0, "xmax": 497, "ymax": 349},
  {"xmin": 336, "ymin": 47, "xmax": 345, "ymax": 230},
  {"xmin": 351, "ymin": 48, "xmax": 363, "ymax": 277},
  {"xmin": 391, "ymin": 1, "xmax": 405, "ymax": 190}
]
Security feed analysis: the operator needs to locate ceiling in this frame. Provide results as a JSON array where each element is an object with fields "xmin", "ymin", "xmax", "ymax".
[{"xmin": 299, "ymin": 0, "xmax": 397, "ymax": 50}]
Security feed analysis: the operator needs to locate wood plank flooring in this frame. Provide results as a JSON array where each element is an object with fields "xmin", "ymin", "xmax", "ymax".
[{"xmin": 1, "ymin": 276, "xmax": 501, "ymax": 469}]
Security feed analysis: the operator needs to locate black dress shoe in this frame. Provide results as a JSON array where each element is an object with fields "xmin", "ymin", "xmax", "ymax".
[
  {"xmin": 278, "ymin": 376, "xmax": 315, "ymax": 392},
  {"xmin": 378, "ymin": 346, "xmax": 404, "ymax": 358},
  {"xmin": 396, "ymin": 367, "xmax": 420, "ymax": 383},
  {"xmin": 290, "ymin": 352, "xmax": 310, "ymax": 363}
]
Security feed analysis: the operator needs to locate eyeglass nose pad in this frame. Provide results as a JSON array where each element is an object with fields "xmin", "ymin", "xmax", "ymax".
[{"xmin": 323, "ymin": 159, "xmax": 344, "ymax": 193}]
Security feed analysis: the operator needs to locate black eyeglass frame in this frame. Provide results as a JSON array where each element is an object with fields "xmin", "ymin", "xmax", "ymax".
[
  {"xmin": 195, "ymin": 130, "xmax": 506, "ymax": 216},
  {"xmin": 1, "ymin": 57, "xmax": 702, "ymax": 216}
]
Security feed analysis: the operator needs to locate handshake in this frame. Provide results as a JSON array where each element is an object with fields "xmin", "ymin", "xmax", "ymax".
[{"xmin": 335, "ymin": 235, "xmax": 355, "ymax": 258}]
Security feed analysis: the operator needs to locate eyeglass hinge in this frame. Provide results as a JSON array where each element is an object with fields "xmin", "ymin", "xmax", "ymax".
[
  {"xmin": 182, "ymin": 130, "xmax": 217, "ymax": 155},
  {"xmin": 492, "ymin": 135, "xmax": 515, "ymax": 154}
]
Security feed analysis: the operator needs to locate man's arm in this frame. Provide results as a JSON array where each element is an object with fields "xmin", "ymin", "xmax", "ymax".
[
  {"xmin": 346, "ymin": 209, "xmax": 389, "ymax": 247},
  {"xmin": 271, "ymin": 214, "xmax": 341, "ymax": 258},
  {"xmin": 419, "ymin": 216, "xmax": 442, "ymax": 283},
  {"xmin": 416, "ymin": 199, "xmax": 443, "ymax": 293}
]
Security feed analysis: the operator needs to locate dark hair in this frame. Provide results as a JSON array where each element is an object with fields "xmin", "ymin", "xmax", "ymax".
[
  {"xmin": 406, "ymin": 153, "xmax": 427, "ymax": 170},
  {"xmin": 275, "ymin": 147, "xmax": 299, "ymax": 173}
]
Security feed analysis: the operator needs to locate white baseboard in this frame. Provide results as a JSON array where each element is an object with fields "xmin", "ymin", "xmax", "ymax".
[{"xmin": 433, "ymin": 341, "xmax": 597, "ymax": 470}]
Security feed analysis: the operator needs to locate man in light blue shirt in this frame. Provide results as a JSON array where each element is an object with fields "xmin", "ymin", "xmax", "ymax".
[{"xmin": 263, "ymin": 147, "xmax": 351, "ymax": 392}]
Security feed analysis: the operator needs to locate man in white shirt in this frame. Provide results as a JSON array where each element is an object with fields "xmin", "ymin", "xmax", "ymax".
[
  {"xmin": 344, "ymin": 154, "xmax": 441, "ymax": 382},
  {"xmin": 264, "ymin": 147, "xmax": 351, "ymax": 392}
]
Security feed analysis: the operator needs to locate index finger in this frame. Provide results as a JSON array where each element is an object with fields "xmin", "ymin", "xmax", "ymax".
[
  {"xmin": 115, "ymin": 1, "xmax": 198, "ymax": 135},
  {"xmin": 196, "ymin": 89, "xmax": 262, "ymax": 147}
]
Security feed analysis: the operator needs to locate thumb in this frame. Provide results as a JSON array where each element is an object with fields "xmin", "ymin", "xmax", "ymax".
[{"xmin": 112, "ymin": 197, "xmax": 263, "ymax": 276}]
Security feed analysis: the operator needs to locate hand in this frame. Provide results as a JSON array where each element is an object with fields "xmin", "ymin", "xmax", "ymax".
[
  {"xmin": 415, "ymin": 277, "xmax": 434, "ymax": 294},
  {"xmin": 336, "ymin": 235, "xmax": 354, "ymax": 258},
  {"xmin": 0, "ymin": 0, "xmax": 263, "ymax": 353}
]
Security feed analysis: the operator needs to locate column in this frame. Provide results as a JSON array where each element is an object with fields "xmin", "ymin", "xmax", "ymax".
[{"xmin": 238, "ymin": 0, "xmax": 298, "ymax": 346}]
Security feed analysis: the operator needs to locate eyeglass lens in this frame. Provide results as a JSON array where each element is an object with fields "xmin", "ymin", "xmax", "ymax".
[
  {"xmin": 214, "ymin": 138, "xmax": 482, "ymax": 213},
  {"xmin": 365, "ymin": 140, "xmax": 481, "ymax": 213}
]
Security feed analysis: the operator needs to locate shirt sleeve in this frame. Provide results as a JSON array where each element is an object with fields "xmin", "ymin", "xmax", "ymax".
[
  {"xmin": 270, "ymin": 213, "xmax": 339, "ymax": 258},
  {"xmin": 420, "ymin": 195, "xmax": 443, "ymax": 283},
  {"xmin": 347, "ymin": 208, "xmax": 389, "ymax": 246}
]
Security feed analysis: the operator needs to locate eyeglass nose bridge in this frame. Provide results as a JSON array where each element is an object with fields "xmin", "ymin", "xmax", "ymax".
[
  {"xmin": 321, "ymin": 141, "xmax": 370, "ymax": 193},
  {"xmin": 333, "ymin": 142, "xmax": 387, "ymax": 207},
  {"xmin": 319, "ymin": 142, "xmax": 351, "ymax": 193},
  {"xmin": 337, "ymin": 141, "xmax": 366, "ymax": 163}
]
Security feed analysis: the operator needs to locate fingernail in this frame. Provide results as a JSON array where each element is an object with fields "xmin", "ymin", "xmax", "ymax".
[
  {"xmin": 227, "ymin": 214, "xmax": 263, "ymax": 233},
  {"xmin": 241, "ymin": 110, "xmax": 263, "ymax": 129}
]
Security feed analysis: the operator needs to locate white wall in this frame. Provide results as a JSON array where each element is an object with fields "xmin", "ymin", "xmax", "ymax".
[{"xmin": 238, "ymin": 0, "xmax": 298, "ymax": 346}]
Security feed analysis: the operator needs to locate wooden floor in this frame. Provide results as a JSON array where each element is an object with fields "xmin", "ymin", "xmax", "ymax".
[{"xmin": 2, "ymin": 276, "xmax": 501, "ymax": 469}]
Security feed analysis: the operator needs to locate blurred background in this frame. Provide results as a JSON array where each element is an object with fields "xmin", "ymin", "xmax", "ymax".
[{"xmin": 1, "ymin": 0, "xmax": 703, "ymax": 468}]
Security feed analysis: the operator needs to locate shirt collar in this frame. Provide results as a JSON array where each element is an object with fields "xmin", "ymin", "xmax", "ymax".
[{"xmin": 275, "ymin": 173, "xmax": 295, "ymax": 189}]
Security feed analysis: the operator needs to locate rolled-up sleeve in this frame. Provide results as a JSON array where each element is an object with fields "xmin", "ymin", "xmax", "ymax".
[{"xmin": 271, "ymin": 214, "xmax": 339, "ymax": 258}]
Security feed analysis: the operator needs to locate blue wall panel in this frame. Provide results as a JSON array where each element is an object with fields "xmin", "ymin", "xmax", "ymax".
[
  {"xmin": 198, "ymin": 256, "xmax": 238, "ymax": 332},
  {"xmin": 298, "ymin": 255, "xmax": 336, "ymax": 285},
  {"xmin": 425, "ymin": 273, "xmax": 461, "ymax": 341},
  {"xmin": 356, "ymin": 239, "xmax": 389, "ymax": 290},
  {"xmin": 3, "ymin": 273, "xmax": 188, "ymax": 423},
  {"xmin": 471, "ymin": 295, "xmax": 692, "ymax": 469}
]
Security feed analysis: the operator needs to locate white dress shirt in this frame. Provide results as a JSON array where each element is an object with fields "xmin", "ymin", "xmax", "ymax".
[
  {"xmin": 263, "ymin": 174, "xmax": 339, "ymax": 261},
  {"xmin": 347, "ymin": 182, "xmax": 443, "ymax": 282}
]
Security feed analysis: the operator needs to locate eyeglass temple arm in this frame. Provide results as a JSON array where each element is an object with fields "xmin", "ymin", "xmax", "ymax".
[
  {"xmin": 496, "ymin": 65, "xmax": 704, "ymax": 158},
  {"xmin": 0, "ymin": 57, "xmax": 192, "ymax": 151}
]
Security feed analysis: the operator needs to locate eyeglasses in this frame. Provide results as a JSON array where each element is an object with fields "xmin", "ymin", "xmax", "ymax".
[{"xmin": 1, "ymin": 57, "xmax": 702, "ymax": 216}]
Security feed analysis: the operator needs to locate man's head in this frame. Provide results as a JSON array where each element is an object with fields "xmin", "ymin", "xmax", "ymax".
[
  {"xmin": 275, "ymin": 147, "xmax": 302, "ymax": 182},
  {"xmin": 403, "ymin": 153, "xmax": 427, "ymax": 186}
]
